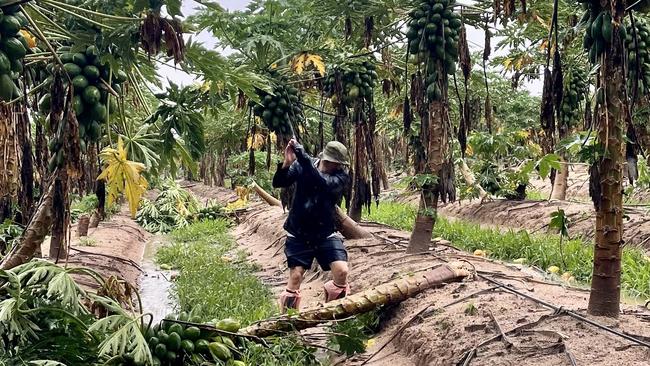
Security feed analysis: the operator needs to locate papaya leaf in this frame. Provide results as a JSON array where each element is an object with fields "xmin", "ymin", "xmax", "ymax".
[
  {"xmin": 536, "ymin": 153, "xmax": 561, "ymax": 179},
  {"xmin": 549, "ymin": 209, "xmax": 569, "ymax": 237},
  {"xmin": 97, "ymin": 138, "xmax": 149, "ymax": 218}
]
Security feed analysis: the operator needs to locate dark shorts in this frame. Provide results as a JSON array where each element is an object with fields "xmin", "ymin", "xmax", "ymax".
[{"xmin": 285, "ymin": 235, "xmax": 348, "ymax": 271}]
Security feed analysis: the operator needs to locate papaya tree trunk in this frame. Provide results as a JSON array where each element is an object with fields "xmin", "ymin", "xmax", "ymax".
[
  {"xmin": 15, "ymin": 104, "xmax": 34, "ymax": 224},
  {"xmin": 240, "ymin": 263, "xmax": 469, "ymax": 337},
  {"xmin": 408, "ymin": 98, "xmax": 454, "ymax": 253},
  {"xmin": 216, "ymin": 153, "xmax": 227, "ymax": 187},
  {"xmin": 550, "ymin": 160, "xmax": 569, "ymax": 200},
  {"xmin": 1, "ymin": 180, "xmax": 55, "ymax": 270},
  {"xmin": 407, "ymin": 187, "xmax": 438, "ymax": 253},
  {"xmin": 48, "ymin": 174, "xmax": 67, "ymax": 262},
  {"xmin": 349, "ymin": 118, "xmax": 370, "ymax": 222},
  {"xmin": 0, "ymin": 104, "xmax": 18, "ymax": 223},
  {"xmin": 587, "ymin": 3, "xmax": 625, "ymax": 317}
]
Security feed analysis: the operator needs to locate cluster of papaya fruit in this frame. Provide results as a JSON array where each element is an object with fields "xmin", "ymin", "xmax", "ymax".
[
  {"xmin": 251, "ymin": 75, "xmax": 302, "ymax": 136},
  {"xmin": 123, "ymin": 312, "xmax": 245, "ymax": 366},
  {"xmin": 625, "ymin": 19, "xmax": 650, "ymax": 93},
  {"xmin": 581, "ymin": 6, "xmax": 617, "ymax": 63},
  {"xmin": 0, "ymin": 5, "xmax": 30, "ymax": 102},
  {"xmin": 323, "ymin": 60, "xmax": 378, "ymax": 108},
  {"xmin": 38, "ymin": 45, "xmax": 127, "ymax": 152},
  {"xmin": 405, "ymin": 0, "xmax": 461, "ymax": 74},
  {"xmin": 559, "ymin": 68, "xmax": 588, "ymax": 125}
]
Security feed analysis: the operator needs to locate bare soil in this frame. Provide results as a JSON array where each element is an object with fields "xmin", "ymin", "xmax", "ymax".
[
  {"xmin": 41, "ymin": 206, "xmax": 149, "ymax": 290},
  {"xmin": 186, "ymin": 182, "xmax": 650, "ymax": 366}
]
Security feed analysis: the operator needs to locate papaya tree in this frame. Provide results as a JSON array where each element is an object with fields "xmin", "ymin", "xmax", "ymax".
[
  {"xmin": 580, "ymin": 0, "xmax": 630, "ymax": 317},
  {"xmin": 403, "ymin": 0, "xmax": 462, "ymax": 252}
]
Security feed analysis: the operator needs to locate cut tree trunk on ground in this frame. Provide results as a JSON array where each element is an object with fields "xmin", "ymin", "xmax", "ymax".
[
  {"xmin": 550, "ymin": 159, "xmax": 569, "ymax": 200},
  {"xmin": 251, "ymin": 182, "xmax": 372, "ymax": 239},
  {"xmin": 240, "ymin": 262, "xmax": 470, "ymax": 337},
  {"xmin": 0, "ymin": 180, "xmax": 55, "ymax": 270}
]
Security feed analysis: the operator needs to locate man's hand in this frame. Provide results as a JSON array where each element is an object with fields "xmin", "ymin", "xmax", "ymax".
[{"xmin": 283, "ymin": 140, "xmax": 296, "ymax": 168}]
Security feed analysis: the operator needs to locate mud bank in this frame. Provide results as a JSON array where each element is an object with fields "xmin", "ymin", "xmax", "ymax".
[{"xmin": 186, "ymin": 183, "xmax": 650, "ymax": 366}]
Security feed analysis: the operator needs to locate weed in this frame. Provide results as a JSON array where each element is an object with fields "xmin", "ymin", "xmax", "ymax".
[
  {"xmin": 241, "ymin": 336, "xmax": 319, "ymax": 366},
  {"xmin": 70, "ymin": 194, "xmax": 119, "ymax": 222},
  {"xmin": 156, "ymin": 219, "xmax": 275, "ymax": 326},
  {"xmin": 78, "ymin": 237, "xmax": 97, "ymax": 247},
  {"xmin": 525, "ymin": 188, "xmax": 546, "ymax": 201},
  {"xmin": 328, "ymin": 310, "xmax": 380, "ymax": 356},
  {"xmin": 464, "ymin": 303, "xmax": 478, "ymax": 316},
  {"xmin": 363, "ymin": 201, "xmax": 650, "ymax": 300}
]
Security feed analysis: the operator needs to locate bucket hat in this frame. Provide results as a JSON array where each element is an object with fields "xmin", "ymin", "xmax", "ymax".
[{"xmin": 321, "ymin": 141, "xmax": 349, "ymax": 165}]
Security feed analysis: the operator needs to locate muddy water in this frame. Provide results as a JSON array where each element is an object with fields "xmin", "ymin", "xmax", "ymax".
[{"xmin": 138, "ymin": 236, "xmax": 177, "ymax": 322}]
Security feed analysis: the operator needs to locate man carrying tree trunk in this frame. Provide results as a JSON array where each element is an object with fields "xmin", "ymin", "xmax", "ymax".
[{"xmin": 273, "ymin": 139, "xmax": 351, "ymax": 313}]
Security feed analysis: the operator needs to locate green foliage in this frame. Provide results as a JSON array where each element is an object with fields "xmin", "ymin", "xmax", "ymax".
[
  {"xmin": 135, "ymin": 181, "xmax": 200, "ymax": 233},
  {"xmin": 227, "ymin": 150, "xmax": 280, "ymax": 192},
  {"xmin": 70, "ymin": 194, "xmax": 118, "ymax": 222},
  {"xmin": 549, "ymin": 209, "xmax": 570, "ymax": 238},
  {"xmin": 0, "ymin": 260, "xmax": 152, "ymax": 365},
  {"xmin": 155, "ymin": 220, "xmax": 275, "ymax": 326},
  {"xmin": 328, "ymin": 310, "xmax": 379, "ymax": 356},
  {"xmin": 364, "ymin": 202, "xmax": 650, "ymax": 299},
  {"xmin": 144, "ymin": 83, "xmax": 208, "ymax": 177},
  {"xmin": 0, "ymin": 220, "xmax": 23, "ymax": 256},
  {"xmin": 240, "ymin": 336, "xmax": 319, "ymax": 366}
]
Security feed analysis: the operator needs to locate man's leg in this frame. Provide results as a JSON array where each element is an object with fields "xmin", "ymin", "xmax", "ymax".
[
  {"xmin": 324, "ymin": 260, "xmax": 350, "ymax": 302},
  {"xmin": 281, "ymin": 236, "xmax": 315, "ymax": 312},
  {"xmin": 280, "ymin": 266, "xmax": 305, "ymax": 312},
  {"xmin": 316, "ymin": 236, "xmax": 350, "ymax": 302}
]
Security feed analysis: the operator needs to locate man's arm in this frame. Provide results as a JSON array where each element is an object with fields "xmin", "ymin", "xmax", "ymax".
[
  {"xmin": 272, "ymin": 161, "xmax": 300, "ymax": 188},
  {"xmin": 272, "ymin": 140, "xmax": 300, "ymax": 188}
]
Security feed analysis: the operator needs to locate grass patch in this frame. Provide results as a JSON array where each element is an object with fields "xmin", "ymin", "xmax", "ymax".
[
  {"xmin": 525, "ymin": 188, "xmax": 546, "ymax": 201},
  {"xmin": 363, "ymin": 201, "xmax": 650, "ymax": 300},
  {"xmin": 156, "ymin": 219, "xmax": 275, "ymax": 325}
]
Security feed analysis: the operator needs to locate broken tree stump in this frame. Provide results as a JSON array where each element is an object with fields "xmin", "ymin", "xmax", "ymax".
[{"xmin": 78, "ymin": 215, "xmax": 90, "ymax": 237}]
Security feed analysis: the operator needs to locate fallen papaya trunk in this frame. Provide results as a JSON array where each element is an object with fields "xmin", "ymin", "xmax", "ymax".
[
  {"xmin": 250, "ymin": 182, "xmax": 372, "ymax": 239},
  {"xmin": 240, "ymin": 262, "xmax": 470, "ymax": 337},
  {"xmin": 1, "ymin": 180, "xmax": 55, "ymax": 270}
]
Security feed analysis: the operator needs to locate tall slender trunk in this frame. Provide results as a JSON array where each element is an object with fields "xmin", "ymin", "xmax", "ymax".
[
  {"xmin": 216, "ymin": 153, "xmax": 226, "ymax": 187},
  {"xmin": 49, "ymin": 174, "xmax": 67, "ymax": 262},
  {"xmin": 550, "ymin": 160, "xmax": 569, "ymax": 200},
  {"xmin": 587, "ymin": 3, "xmax": 625, "ymax": 317},
  {"xmin": 349, "ymin": 121, "xmax": 369, "ymax": 222},
  {"xmin": 0, "ymin": 105, "xmax": 18, "ymax": 223},
  {"xmin": 15, "ymin": 104, "xmax": 33, "ymax": 224},
  {"xmin": 408, "ymin": 99, "xmax": 453, "ymax": 253}
]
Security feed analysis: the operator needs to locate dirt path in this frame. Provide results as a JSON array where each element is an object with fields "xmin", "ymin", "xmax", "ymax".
[{"xmin": 187, "ymin": 182, "xmax": 650, "ymax": 366}]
